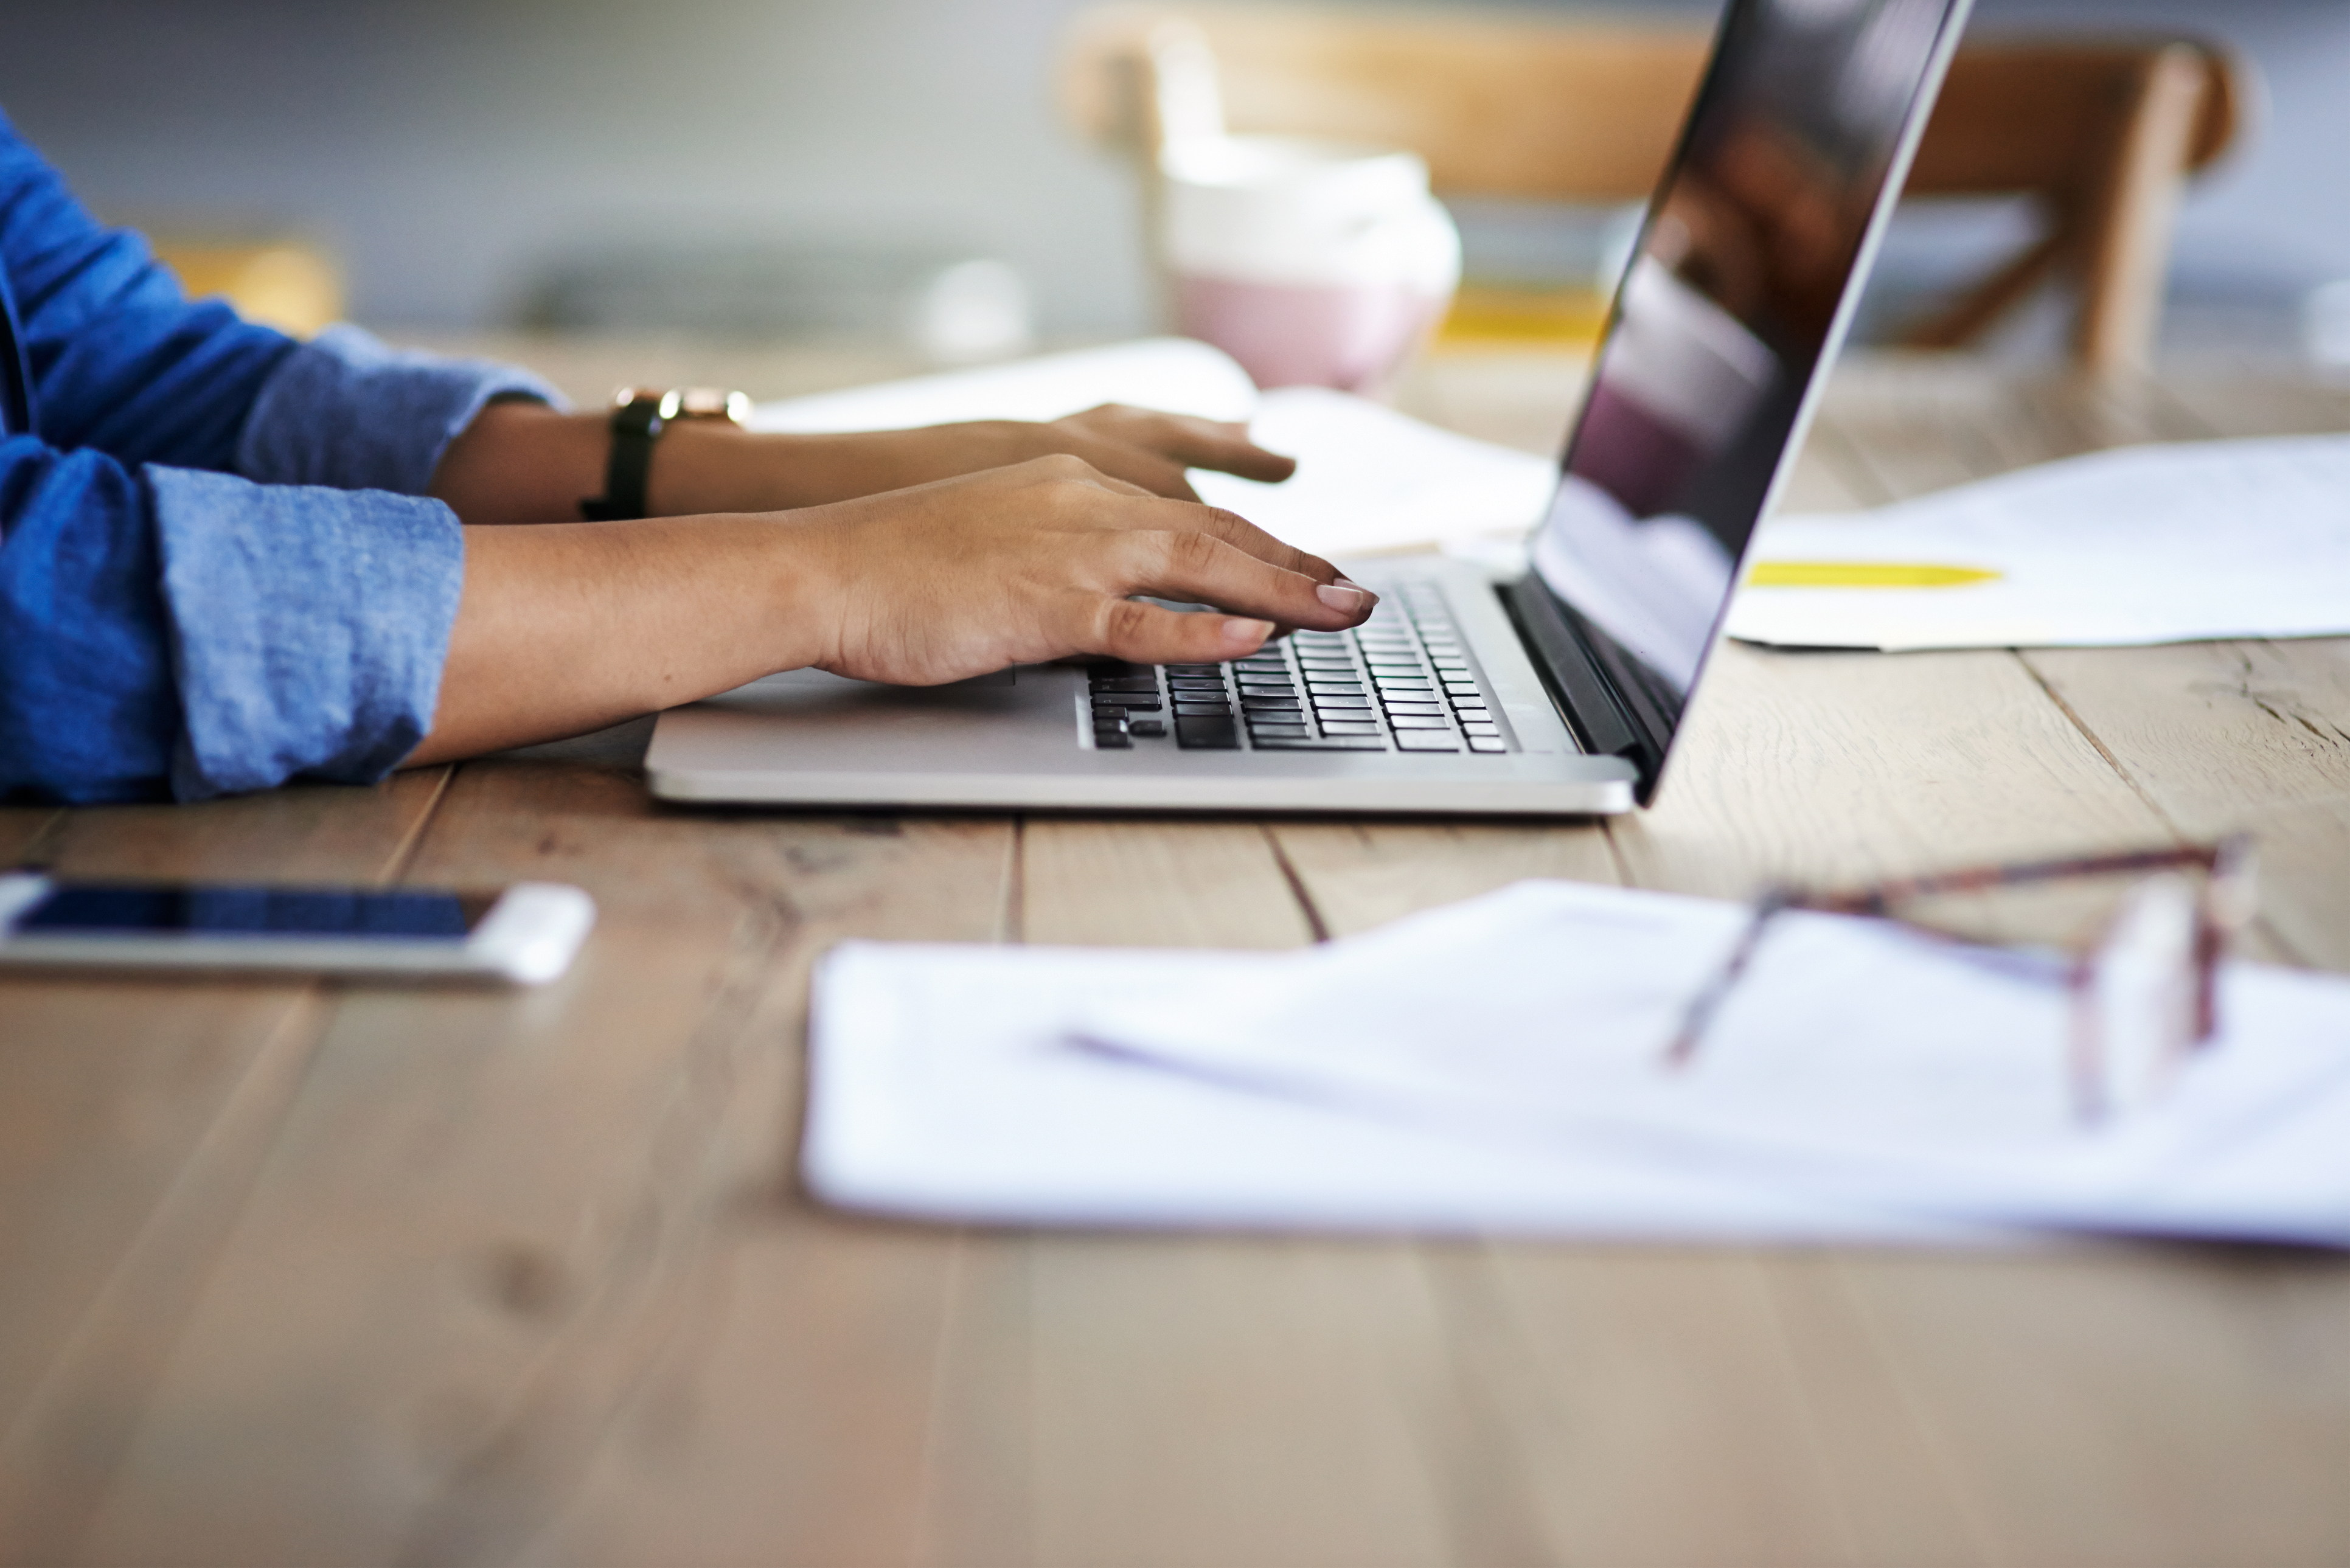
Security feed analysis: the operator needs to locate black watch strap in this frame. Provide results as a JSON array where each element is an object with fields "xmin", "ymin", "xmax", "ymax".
[{"xmin": 580, "ymin": 394, "xmax": 665, "ymax": 522}]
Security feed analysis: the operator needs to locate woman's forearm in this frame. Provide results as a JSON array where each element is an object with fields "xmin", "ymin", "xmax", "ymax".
[{"xmin": 403, "ymin": 512, "xmax": 824, "ymax": 764}]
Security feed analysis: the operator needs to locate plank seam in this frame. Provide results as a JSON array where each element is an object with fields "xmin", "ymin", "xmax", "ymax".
[
  {"xmin": 381, "ymin": 763, "xmax": 457, "ymax": 886},
  {"xmin": 1596, "ymin": 816, "xmax": 1638, "ymax": 889},
  {"xmin": 5, "ymin": 807, "xmax": 67, "ymax": 869},
  {"xmin": 2013, "ymin": 652, "xmax": 2177, "ymax": 833},
  {"xmin": 1004, "ymin": 816, "xmax": 1027, "ymax": 945},
  {"xmin": 1263, "ymin": 826, "xmax": 1332, "ymax": 943}
]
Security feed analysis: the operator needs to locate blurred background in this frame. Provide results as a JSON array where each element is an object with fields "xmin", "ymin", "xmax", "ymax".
[{"xmin": 2, "ymin": 0, "xmax": 2345, "ymax": 372}]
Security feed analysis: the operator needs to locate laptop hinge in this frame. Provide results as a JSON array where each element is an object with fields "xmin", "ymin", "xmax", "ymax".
[{"xmin": 1500, "ymin": 574, "xmax": 1673, "ymax": 803}]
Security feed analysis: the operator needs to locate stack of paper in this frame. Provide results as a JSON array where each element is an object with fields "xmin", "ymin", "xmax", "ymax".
[
  {"xmin": 1729, "ymin": 435, "xmax": 2350, "ymax": 650},
  {"xmin": 805, "ymin": 881, "xmax": 2350, "ymax": 1246},
  {"xmin": 750, "ymin": 338, "xmax": 1559, "ymax": 558}
]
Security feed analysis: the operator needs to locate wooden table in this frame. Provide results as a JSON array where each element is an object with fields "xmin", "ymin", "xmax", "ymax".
[{"xmin": 7, "ymin": 347, "xmax": 2350, "ymax": 1567}]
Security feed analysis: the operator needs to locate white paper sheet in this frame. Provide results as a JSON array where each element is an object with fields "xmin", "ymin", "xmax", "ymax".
[
  {"xmin": 1726, "ymin": 435, "xmax": 2350, "ymax": 650},
  {"xmin": 750, "ymin": 339, "xmax": 1557, "ymax": 557},
  {"xmin": 804, "ymin": 881, "xmax": 2350, "ymax": 1247},
  {"xmin": 748, "ymin": 338, "xmax": 1259, "ymax": 432},
  {"xmin": 1188, "ymin": 386, "xmax": 1559, "ymax": 556},
  {"xmin": 805, "ymin": 938, "xmax": 1997, "ymax": 1244}
]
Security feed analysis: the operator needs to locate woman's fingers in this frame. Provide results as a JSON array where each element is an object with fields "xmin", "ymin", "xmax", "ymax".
[
  {"xmin": 1062, "ymin": 439, "xmax": 1203, "ymax": 502},
  {"xmin": 1088, "ymin": 597, "xmax": 1278, "ymax": 665},
  {"xmin": 1108, "ymin": 527, "xmax": 1374, "ymax": 632},
  {"xmin": 1079, "ymin": 487, "xmax": 1347, "ymax": 587},
  {"xmin": 1060, "ymin": 404, "xmax": 1299, "ymax": 487}
]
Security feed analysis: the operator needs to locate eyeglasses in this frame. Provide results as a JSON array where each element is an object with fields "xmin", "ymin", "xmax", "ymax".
[{"xmin": 1665, "ymin": 837, "xmax": 2259, "ymax": 1124}]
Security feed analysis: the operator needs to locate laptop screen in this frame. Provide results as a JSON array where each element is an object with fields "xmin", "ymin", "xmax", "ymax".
[{"xmin": 1528, "ymin": 0, "xmax": 1970, "ymax": 737}]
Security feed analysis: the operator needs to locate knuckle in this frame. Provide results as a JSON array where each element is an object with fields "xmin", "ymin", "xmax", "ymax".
[
  {"xmin": 1031, "ymin": 451, "xmax": 1096, "ymax": 481},
  {"xmin": 1100, "ymin": 595, "xmax": 1155, "ymax": 648},
  {"xmin": 1166, "ymin": 527, "xmax": 1224, "ymax": 574}
]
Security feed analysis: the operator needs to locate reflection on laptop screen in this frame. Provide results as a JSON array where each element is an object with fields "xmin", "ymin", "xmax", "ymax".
[{"xmin": 1534, "ymin": 0, "xmax": 1965, "ymax": 704}]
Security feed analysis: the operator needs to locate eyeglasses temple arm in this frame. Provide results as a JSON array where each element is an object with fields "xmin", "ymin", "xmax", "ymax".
[{"xmin": 1663, "ymin": 890, "xmax": 1794, "ymax": 1069}]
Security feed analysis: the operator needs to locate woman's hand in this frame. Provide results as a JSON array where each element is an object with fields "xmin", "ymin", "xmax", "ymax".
[
  {"xmin": 406, "ymin": 454, "xmax": 1370, "ymax": 765},
  {"xmin": 791, "ymin": 454, "xmax": 1361, "ymax": 685},
  {"xmin": 782, "ymin": 403, "xmax": 1298, "ymax": 504}
]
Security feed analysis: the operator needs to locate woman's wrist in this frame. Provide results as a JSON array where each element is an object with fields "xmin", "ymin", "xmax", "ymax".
[
  {"xmin": 431, "ymin": 400, "xmax": 867, "ymax": 523},
  {"xmin": 650, "ymin": 424, "xmax": 942, "ymax": 515}
]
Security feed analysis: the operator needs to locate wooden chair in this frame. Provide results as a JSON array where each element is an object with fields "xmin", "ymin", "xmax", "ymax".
[{"xmin": 1060, "ymin": 6, "xmax": 2247, "ymax": 373}]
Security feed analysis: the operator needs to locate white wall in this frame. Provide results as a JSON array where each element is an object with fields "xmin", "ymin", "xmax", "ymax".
[{"xmin": 2, "ymin": 0, "xmax": 2343, "ymax": 335}]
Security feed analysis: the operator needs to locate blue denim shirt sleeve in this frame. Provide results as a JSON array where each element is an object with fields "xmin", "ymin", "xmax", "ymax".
[
  {"xmin": 0, "ymin": 109, "xmax": 567, "ymax": 803},
  {"xmin": 1, "ymin": 106, "xmax": 295, "ymax": 468},
  {"xmin": 148, "ymin": 468, "xmax": 466, "ymax": 800},
  {"xmin": 1, "ymin": 435, "xmax": 469, "ymax": 803},
  {"xmin": 237, "ymin": 324, "xmax": 566, "ymax": 493}
]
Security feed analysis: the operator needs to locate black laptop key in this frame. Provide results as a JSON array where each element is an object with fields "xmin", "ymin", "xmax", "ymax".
[
  {"xmin": 1173, "ymin": 701, "xmax": 1234, "ymax": 718},
  {"xmin": 1389, "ymin": 714, "xmax": 1451, "ymax": 729},
  {"xmin": 1175, "ymin": 716, "xmax": 1241, "ymax": 749},
  {"xmin": 1128, "ymin": 719, "xmax": 1167, "ymax": 738},
  {"xmin": 1246, "ymin": 723, "xmax": 1313, "ymax": 740}
]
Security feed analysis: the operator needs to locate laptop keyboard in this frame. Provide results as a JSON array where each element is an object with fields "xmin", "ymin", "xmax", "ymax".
[{"xmin": 1085, "ymin": 585, "xmax": 1512, "ymax": 755}]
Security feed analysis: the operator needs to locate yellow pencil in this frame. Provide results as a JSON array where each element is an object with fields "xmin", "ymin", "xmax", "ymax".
[{"xmin": 1746, "ymin": 561, "xmax": 2002, "ymax": 589}]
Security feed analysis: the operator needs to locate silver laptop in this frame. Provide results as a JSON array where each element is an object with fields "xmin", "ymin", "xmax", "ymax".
[{"xmin": 650, "ymin": 0, "xmax": 1976, "ymax": 816}]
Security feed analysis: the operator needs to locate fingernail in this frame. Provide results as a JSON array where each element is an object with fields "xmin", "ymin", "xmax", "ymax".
[
  {"xmin": 1222, "ymin": 617, "xmax": 1275, "ymax": 647},
  {"xmin": 1316, "ymin": 582, "xmax": 1372, "ymax": 611}
]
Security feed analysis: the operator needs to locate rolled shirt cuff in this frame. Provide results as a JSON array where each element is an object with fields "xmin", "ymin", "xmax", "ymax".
[
  {"xmin": 234, "ymin": 323, "xmax": 568, "ymax": 496},
  {"xmin": 146, "ymin": 467, "xmax": 464, "ymax": 800}
]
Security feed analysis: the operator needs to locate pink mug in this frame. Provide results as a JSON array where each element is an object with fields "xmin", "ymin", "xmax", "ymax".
[{"xmin": 1161, "ymin": 136, "xmax": 1461, "ymax": 395}]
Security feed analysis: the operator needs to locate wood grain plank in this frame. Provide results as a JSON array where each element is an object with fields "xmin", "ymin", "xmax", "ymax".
[
  {"xmin": 1017, "ymin": 1238, "xmax": 1461, "ymax": 1568},
  {"xmin": 1020, "ymin": 819, "xmax": 1316, "ymax": 949},
  {"xmin": 1268, "ymin": 820, "xmax": 1619, "ymax": 938},
  {"xmin": 63, "ymin": 765, "xmax": 1007, "ymax": 1568},
  {"xmin": 1830, "ymin": 1248, "xmax": 2350, "ymax": 1568},
  {"xmin": 2146, "ymin": 372, "xmax": 2350, "ymax": 440},
  {"xmin": 0, "ymin": 808, "xmax": 60, "ymax": 866},
  {"xmin": 2022, "ymin": 638, "xmax": 2350, "ymax": 970},
  {"xmin": 0, "ymin": 773, "xmax": 451, "ymax": 1566},
  {"xmin": 1444, "ymin": 1247, "xmax": 1976, "ymax": 1568},
  {"xmin": 1817, "ymin": 355, "xmax": 2195, "ymax": 502},
  {"xmin": 1610, "ymin": 639, "xmax": 2171, "ymax": 906},
  {"xmin": 911, "ymin": 819, "xmax": 1484, "ymax": 1567}
]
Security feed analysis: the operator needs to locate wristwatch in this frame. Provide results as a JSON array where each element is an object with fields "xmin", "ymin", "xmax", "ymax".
[{"xmin": 579, "ymin": 386, "xmax": 752, "ymax": 521}]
